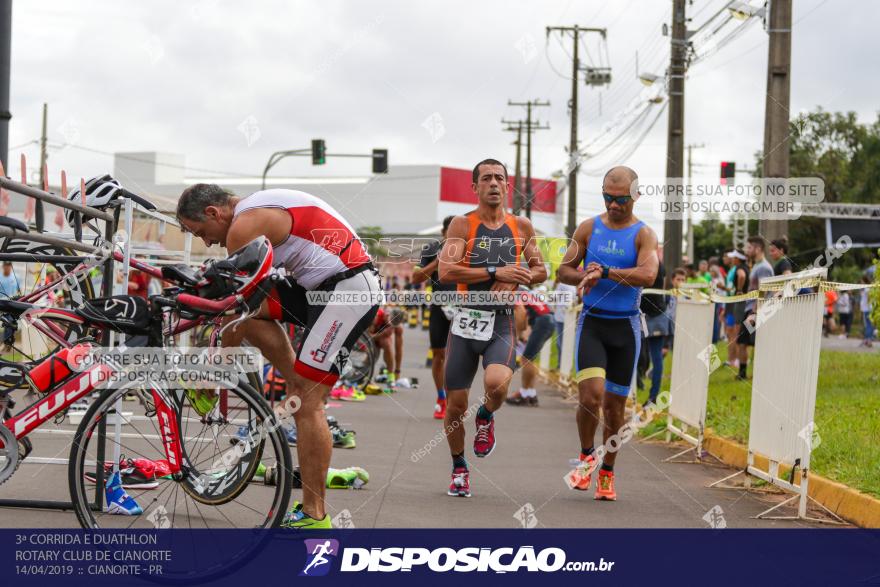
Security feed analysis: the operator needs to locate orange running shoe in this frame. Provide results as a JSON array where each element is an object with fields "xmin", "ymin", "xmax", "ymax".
[
  {"xmin": 566, "ymin": 453, "xmax": 598, "ymax": 491},
  {"xmin": 594, "ymin": 469, "xmax": 617, "ymax": 501}
]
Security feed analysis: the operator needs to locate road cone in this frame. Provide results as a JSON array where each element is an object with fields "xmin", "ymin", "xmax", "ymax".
[{"xmin": 425, "ymin": 348, "xmax": 433, "ymax": 368}]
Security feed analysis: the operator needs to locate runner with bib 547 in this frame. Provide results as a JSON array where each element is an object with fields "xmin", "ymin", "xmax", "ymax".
[{"xmin": 438, "ymin": 158, "xmax": 546, "ymax": 498}]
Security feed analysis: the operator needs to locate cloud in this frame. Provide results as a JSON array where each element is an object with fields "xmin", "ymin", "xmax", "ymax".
[{"xmin": 7, "ymin": 0, "xmax": 877, "ymax": 235}]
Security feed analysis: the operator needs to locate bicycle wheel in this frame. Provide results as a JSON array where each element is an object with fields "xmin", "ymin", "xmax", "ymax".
[
  {"xmin": 67, "ymin": 380, "xmax": 292, "ymax": 531},
  {"xmin": 0, "ymin": 237, "xmax": 94, "ymax": 386},
  {"xmin": 176, "ymin": 371, "xmax": 270, "ymax": 505},
  {"xmin": 340, "ymin": 332, "xmax": 376, "ymax": 388}
]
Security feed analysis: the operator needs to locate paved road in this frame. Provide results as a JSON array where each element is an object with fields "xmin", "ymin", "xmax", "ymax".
[
  {"xmin": 820, "ymin": 335, "xmax": 878, "ymax": 353},
  {"xmin": 0, "ymin": 327, "xmax": 829, "ymax": 529}
]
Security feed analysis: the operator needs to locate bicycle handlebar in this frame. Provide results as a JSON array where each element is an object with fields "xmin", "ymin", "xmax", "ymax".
[{"xmin": 119, "ymin": 188, "xmax": 157, "ymax": 211}]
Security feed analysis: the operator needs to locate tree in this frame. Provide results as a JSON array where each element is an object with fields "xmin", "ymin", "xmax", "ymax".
[
  {"xmin": 753, "ymin": 108, "xmax": 880, "ymax": 272},
  {"xmin": 357, "ymin": 225, "xmax": 390, "ymax": 258},
  {"xmin": 691, "ymin": 216, "xmax": 733, "ymax": 263}
]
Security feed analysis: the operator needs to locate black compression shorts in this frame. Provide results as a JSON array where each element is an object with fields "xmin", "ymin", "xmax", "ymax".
[
  {"xmin": 429, "ymin": 306, "xmax": 451, "ymax": 350},
  {"xmin": 574, "ymin": 313, "xmax": 642, "ymax": 396}
]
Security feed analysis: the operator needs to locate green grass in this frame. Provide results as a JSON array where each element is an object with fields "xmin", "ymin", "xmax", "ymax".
[{"xmin": 637, "ymin": 341, "xmax": 880, "ymax": 498}]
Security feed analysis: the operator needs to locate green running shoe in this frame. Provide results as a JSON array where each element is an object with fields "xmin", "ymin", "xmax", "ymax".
[
  {"xmin": 332, "ymin": 430, "xmax": 356, "ymax": 449},
  {"xmin": 185, "ymin": 389, "xmax": 218, "ymax": 417},
  {"xmin": 280, "ymin": 501, "xmax": 332, "ymax": 529},
  {"xmin": 326, "ymin": 466, "xmax": 369, "ymax": 489}
]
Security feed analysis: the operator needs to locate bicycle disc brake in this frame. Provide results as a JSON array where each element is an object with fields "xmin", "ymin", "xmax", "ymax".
[{"xmin": 0, "ymin": 423, "xmax": 20, "ymax": 486}]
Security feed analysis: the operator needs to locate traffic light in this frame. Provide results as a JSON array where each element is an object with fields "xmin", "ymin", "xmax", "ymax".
[
  {"xmin": 311, "ymin": 139, "xmax": 326, "ymax": 165},
  {"xmin": 720, "ymin": 161, "xmax": 736, "ymax": 185},
  {"xmin": 372, "ymin": 149, "xmax": 388, "ymax": 174}
]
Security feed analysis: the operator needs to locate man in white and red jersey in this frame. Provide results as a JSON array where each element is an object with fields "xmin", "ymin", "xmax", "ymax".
[{"xmin": 176, "ymin": 184, "xmax": 380, "ymax": 529}]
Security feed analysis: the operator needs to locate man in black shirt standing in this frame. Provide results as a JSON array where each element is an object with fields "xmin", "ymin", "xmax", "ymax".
[
  {"xmin": 769, "ymin": 237, "xmax": 793, "ymax": 276},
  {"xmin": 639, "ymin": 247, "xmax": 667, "ymax": 407},
  {"xmin": 412, "ymin": 215, "xmax": 455, "ymax": 419}
]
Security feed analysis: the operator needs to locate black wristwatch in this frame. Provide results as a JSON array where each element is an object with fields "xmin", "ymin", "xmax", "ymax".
[
  {"xmin": 601, "ymin": 265, "xmax": 610, "ymax": 279},
  {"xmin": 487, "ymin": 266, "xmax": 497, "ymax": 281}
]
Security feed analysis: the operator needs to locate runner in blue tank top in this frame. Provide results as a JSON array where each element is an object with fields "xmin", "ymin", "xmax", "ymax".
[{"xmin": 557, "ymin": 166, "xmax": 659, "ymax": 502}]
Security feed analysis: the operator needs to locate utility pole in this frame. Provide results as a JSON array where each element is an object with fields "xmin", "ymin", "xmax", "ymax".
[
  {"xmin": 36, "ymin": 103, "xmax": 46, "ymax": 228},
  {"xmin": 546, "ymin": 25, "xmax": 608, "ymax": 237},
  {"xmin": 758, "ymin": 0, "xmax": 792, "ymax": 242},
  {"xmin": 686, "ymin": 143, "xmax": 704, "ymax": 261},
  {"xmin": 39, "ymin": 103, "xmax": 47, "ymax": 184},
  {"xmin": 0, "ymin": 0, "xmax": 11, "ymax": 171},
  {"xmin": 662, "ymin": 0, "xmax": 689, "ymax": 281},
  {"xmin": 501, "ymin": 119, "xmax": 524, "ymax": 214},
  {"xmin": 508, "ymin": 99, "xmax": 549, "ymax": 218}
]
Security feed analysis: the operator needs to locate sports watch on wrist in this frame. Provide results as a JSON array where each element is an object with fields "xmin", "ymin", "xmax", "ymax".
[
  {"xmin": 601, "ymin": 265, "xmax": 610, "ymax": 279},
  {"xmin": 487, "ymin": 266, "xmax": 497, "ymax": 281}
]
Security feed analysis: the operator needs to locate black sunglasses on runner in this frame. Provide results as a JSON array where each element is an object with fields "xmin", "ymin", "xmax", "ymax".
[{"xmin": 602, "ymin": 192, "xmax": 633, "ymax": 205}]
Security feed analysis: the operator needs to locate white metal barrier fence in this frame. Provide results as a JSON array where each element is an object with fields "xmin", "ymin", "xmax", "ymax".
[
  {"xmin": 664, "ymin": 299, "xmax": 715, "ymax": 461},
  {"xmin": 713, "ymin": 268, "xmax": 837, "ymax": 522},
  {"xmin": 558, "ymin": 305, "xmax": 579, "ymax": 387},
  {"xmin": 746, "ymin": 290, "xmax": 824, "ymax": 519}
]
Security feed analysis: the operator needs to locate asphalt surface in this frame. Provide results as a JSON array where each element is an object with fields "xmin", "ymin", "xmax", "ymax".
[{"xmin": 0, "ymin": 326, "xmax": 831, "ymax": 529}]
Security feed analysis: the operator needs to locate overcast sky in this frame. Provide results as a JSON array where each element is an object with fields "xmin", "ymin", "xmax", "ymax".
[{"xmin": 7, "ymin": 0, "xmax": 878, "ymax": 230}]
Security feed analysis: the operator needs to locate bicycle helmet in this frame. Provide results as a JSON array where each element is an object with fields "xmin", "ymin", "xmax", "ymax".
[
  {"xmin": 65, "ymin": 174, "xmax": 123, "ymax": 227},
  {"xmin": 197, "ymin": 236, "xmax": 274, "ymax": 300}
]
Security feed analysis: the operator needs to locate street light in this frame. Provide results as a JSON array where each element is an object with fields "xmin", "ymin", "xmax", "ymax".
[
  {"xmin": 727, "ymin": 1, "xmax": 766, "ymax": 20},
  {"xmin": 638, "ymin": 72, "xmax": 660, "ymax": 86}
]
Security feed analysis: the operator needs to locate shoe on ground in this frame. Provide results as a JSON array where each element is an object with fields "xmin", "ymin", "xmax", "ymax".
[
  {"xmin": 343, "ymin": 387, "xmax": 366, "ymax": 402},
  {"xmin": 327, "ymin": 466, "xmax": 369, "ymax": 489},
  {"xmin": 447, "ymin": 467, "xmax": 471, "ymax": 497},
  {"xmin": 505, "ymin": 392, "xmax": 529, "ymax": 406},
  {"xmin": 527, "ymin": 396, "xmax": 539, "ymax": 407},
  {"xmin": 473, "ymin": 416, "xmax": 496, "ymax": 458},
  {"xmin": 566, "ymin": 453, "xmax": 598, "ymax": 491},
  {"xmin": 594, "ymin": 469, "xmax": 617, "ymax": 501},
  {"xmin": 280, "ymin": 501, "xmax": 332, "ymax": 529},
  {"xmin": 364, "ymin": 383, "xmax": 383, "ymax": 395},
  {"xmin": 86, "ymin": 456, "xmax": 160, "ymax": 490},
  {"xmin": 333, "ymin": 429, "xmax": 356, "ymax": 449},
  {"xmin": 104, "ymin": 471, "xmax": 144, "ymax": 515},
  {"xmin": 433, "ymin": 398, "xmax": 447, "ymax": 419}
]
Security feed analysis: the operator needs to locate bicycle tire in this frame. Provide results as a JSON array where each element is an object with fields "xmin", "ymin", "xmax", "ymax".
[
  {"xmin": 67, "ymin": 380, "xmax": 293, "ymax": 532},
  {"xmin": 0, "ymin": 237, "xmax": 95, "ymax": 387}
]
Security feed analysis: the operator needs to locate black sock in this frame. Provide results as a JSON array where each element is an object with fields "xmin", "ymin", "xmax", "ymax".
[
  {"xmin": 739, "ymin": 363, "xmax": 747, "ymax": 378},
  {"xmin": 581, "ymin": 447, "xmax": 595, "ymax": 459},
  {"xmin": 601, "ymin": 463, "xmax": 614, "ymax": 472},
  {"xmin": 452, "ymin": 452, "xmax": 467, "ymax": 470}
]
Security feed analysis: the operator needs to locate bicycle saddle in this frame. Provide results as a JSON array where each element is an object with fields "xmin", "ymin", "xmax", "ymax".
[{"xmin": 76, "ymin": 295, "xmax": 151, "ymax": 335}]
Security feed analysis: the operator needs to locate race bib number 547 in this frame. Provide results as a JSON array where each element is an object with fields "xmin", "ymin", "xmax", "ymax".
[{"xmin": 451, "ymin": 308, "xmax": 495, "ymax": 341}]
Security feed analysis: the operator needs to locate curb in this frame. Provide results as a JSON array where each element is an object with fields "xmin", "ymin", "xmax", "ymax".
[{"xmin": 701, "ymin": 433, "xmax": 880, "ymax": 528}]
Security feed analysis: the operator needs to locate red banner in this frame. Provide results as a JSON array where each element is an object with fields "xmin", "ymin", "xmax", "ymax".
[{"xmin": 439, "ymin": 167, "xmax": 556, "ymax": 213}]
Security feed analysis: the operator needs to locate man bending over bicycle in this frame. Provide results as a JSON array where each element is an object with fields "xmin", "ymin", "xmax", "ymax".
[{"xmin": 176, "ymin": 184, "xmax": 380, "ymax": 529}]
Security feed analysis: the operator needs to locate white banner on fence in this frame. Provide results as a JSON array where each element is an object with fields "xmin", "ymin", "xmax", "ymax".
[
  {"xmin": 667, "ymin": 300, "xmax": 715, "ymax": 435},
  {"xmin": 745, "ymin": 270, "xmax": 826, "ymax": 519}
]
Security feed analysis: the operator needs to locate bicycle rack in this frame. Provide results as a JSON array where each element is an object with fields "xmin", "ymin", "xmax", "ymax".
[{"xmin": 0, "ymin": 173, "xmax": 192, "ymax": 514}]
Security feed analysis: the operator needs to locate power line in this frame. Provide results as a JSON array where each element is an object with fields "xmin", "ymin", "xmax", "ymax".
[{"xmin": 53, "ymin": 142, "xmax": 253, "ymax": 178}]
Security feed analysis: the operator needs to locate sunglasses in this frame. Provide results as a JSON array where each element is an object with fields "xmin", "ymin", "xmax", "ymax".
[{"xmin": 602, "ymin": 192, "xmax": 633, "ymax": 205}]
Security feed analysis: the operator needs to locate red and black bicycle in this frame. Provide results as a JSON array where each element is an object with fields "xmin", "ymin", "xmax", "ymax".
[{"xmin": 0, "ymin": 236, "xmax": 294, "ymax": 530}]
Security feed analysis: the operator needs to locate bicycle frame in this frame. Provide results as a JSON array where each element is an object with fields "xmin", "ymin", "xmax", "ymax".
[{"xmin": 3, "ymin": 357, "xmax": 185, "ymax": 476}]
